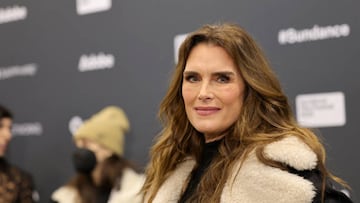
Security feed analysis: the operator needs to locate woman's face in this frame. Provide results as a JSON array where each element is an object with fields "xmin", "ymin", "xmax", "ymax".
[
  {"xmin": 75, "ymin": 138, "xmax": 112, "ymax": 163},
  {"xmin": 0, "ymin": 118, "xmax": 12, "ymax": 157},
  {"xmin": 182, "ymin": 43, "xmax": 246, "ymax": 142}
]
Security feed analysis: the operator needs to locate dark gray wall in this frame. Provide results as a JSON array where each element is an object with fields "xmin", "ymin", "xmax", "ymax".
[{"xmin": 0, "ymin": 1, "xmax": 358, "ymax": 202}]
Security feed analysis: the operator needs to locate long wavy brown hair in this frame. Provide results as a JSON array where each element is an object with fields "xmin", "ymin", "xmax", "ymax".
[{"xmin": 142, "ymin": 23, "xmax": 348, "ymax": 202}]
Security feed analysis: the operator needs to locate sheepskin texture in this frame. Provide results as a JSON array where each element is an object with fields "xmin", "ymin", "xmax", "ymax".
[
  {"xmin": 150, "ymin": 136, "xmax": 317, "ymax": 203},
  {"xmin": 263, "ymin": 136, "xmax": 317, "ymax": 170}
]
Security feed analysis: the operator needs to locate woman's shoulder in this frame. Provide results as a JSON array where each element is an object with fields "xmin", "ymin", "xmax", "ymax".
[
  {"xmin": 263, "ymin": 136, "xmax": 318, "ymax": 170},
  {"xmin": 222, "ymin": 136, "xmax": 319, "ymax": 203}
]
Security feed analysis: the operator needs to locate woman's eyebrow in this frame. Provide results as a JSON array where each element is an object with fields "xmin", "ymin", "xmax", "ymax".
[
  {"xmin": 212, "ymin": 71, "xmax": 235, "ymax": 76},
  {"xmin": 183, "ymin": 70, "xmax": 198, "ymax": 75}
]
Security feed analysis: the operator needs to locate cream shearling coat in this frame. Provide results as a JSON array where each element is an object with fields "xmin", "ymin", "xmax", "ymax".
[
  {"xmin": 52, "ymin": 168, "xmax": 144, "ymax": 203},
  {"xmin": 149, "ymin": 136, "xmax": 318, "ymax": 203}
]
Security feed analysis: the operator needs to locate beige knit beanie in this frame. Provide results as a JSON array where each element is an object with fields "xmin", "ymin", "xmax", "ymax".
[{"xmin": 74, "ymin": 106, "xmax": 130, "ymax": 156}]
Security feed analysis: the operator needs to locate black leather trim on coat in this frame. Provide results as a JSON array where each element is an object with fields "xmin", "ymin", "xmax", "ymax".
[{"xmin": 287, "ymin": 167, "xmax": 353, "ymax": 203}]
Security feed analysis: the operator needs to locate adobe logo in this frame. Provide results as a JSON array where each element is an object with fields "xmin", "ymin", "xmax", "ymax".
[
  {"xmin": 76, "ymin": 0, "xmax": 112, "ymax": 15},
  {"xmin": 78, "ymin": 52, "xmax": 115, "ymax": 72},
  {"xmin": 0, "ymin": 5, "xmax": 27, "ymax": 24}
]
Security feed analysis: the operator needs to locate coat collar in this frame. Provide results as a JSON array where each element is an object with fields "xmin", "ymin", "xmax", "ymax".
[{"xmin": 151, "ymin": 136, "xmax": 317, "ymax": 203}]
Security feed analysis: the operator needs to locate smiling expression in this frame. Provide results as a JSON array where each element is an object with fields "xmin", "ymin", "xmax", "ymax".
[{"xmin": 182, "ymin": 43, "xmax": 246, "ymax": 142}]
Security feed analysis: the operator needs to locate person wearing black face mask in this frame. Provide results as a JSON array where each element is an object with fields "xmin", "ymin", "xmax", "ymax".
[
  {"xmin": 50, "ymin": 106, "xmax": 144, "ymax": 203},
  {"xmin": 72, "ymin": 147, "xmax": 97, "ymax": 174}
]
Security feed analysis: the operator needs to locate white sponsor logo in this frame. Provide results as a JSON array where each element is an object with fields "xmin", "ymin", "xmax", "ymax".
[
  {"xmin": 0, "ymin": 63, "xmax": 38, "ymax": 80},
  {"xmin": 12, "ymin": 122, "xmax": 43, "ymax": 136},
  {"xmin": 174, "ymin": 33, "xmax": 188, "ymax": 64},
  {"xmin": 0, "ymin": 5, "xmax": 27, "ymax": 24},
  {"xmin": 69, "ymin": 116, "xmax": 84, "ymax": 135},
  {"xmin": 76, "ymin": 0, "xmax": 112, "ymax": 15},
  {"xmin": 278, "ymin": 24, "xmax": 350, "ymax": 45},
  {"xmin": 296, "ymin": 92, "xmax": 346, "ymax": 128},
  {"xmin": 78, "ymin": 52, "xmax": 115, "ymax": 72}
]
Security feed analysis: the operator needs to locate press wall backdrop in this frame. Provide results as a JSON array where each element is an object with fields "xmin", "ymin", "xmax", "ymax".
[{"xmin": 0, "ymin": 1, "xmax": 358, "ymax": 202}]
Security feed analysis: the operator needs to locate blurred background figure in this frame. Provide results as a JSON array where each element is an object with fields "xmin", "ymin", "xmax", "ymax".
[
  {"xmin": 0, "ymin": 104, "xmax": 38, "ymax": 203},
  {"xmin": 50, "ymin": 106, "xmax": 144, "ymax": 203}
]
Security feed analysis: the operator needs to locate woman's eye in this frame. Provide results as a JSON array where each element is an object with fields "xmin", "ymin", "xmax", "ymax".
[
  {"xmin": 185, "ymin": 75, "xmax": 199, "ymax": 82},
  {"xmin": 217, "ymin": 75, "xmax": 230, "ymax": 83}
]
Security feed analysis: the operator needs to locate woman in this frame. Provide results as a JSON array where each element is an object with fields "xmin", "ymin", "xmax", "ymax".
[
  {"xmin": 0, "ymin": 104, "xmax": 38, "ymax": 203},
  {"xmin": 51, "ymin": 106, "xmax": 144, "ymax": 203},
  {"xmin": 142, "ymin": 23, "xmax": 352, "ymax": 202}
]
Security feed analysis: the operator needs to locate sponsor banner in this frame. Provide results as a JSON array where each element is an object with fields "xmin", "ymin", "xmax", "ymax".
[
  {"xmin": 78, "ymin": 52, "xmax": 115, "ymax": 72},
  {"xmin": 278, "ymin": 24, "xmax": 350, "ymax": 45},
  {"xmin": 0, "ymin": 5, "xmax": 27, "ymax": 24},
  {"xmin": 296, "ymin": 92, "xmax": 346, "ymax": 128},
  {"xmin": 76, "ymin": 0, "xmax": 112, "ymax": 15},
  {"xmin": 0, "ymin": 64, "xmax": 38, "ymax": 80},
  {"xmin": 173, "ymin": 33, "xmax": 188, "ymax": 64}
]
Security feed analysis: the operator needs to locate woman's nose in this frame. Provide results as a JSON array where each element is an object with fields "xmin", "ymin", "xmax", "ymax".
[{"xmin": 198, "ymin": 81, "xmax": 214, "ymax": 101}]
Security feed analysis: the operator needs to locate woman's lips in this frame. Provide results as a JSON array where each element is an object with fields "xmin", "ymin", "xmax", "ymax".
[{"xmin": 195, "ymin": 107, "xmax": 220, "ymax": 116}]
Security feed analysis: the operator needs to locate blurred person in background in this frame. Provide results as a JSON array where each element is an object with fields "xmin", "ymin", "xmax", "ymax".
[
  {"xmin": 51, "ymin": 106, "xmax": 144, "ymax": 203},
  {"xmin": 0, "ymin": 104, "xmax": 38, "ymax": 203}
]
